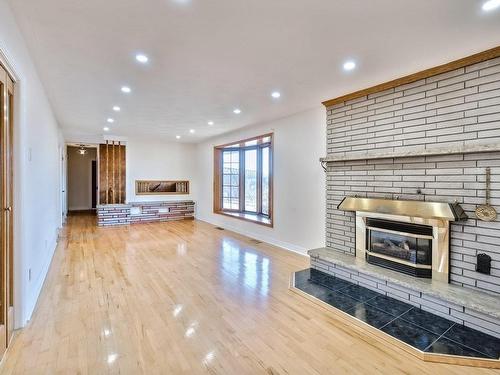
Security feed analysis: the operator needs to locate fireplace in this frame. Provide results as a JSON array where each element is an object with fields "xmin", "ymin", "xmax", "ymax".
[
  {"xmin": 366, "ymin": 218, "xmax": 432, "ymax": 278},
  {"xmin": 338, "ymin": 197, "xmax": 468, "ymax": 283}
]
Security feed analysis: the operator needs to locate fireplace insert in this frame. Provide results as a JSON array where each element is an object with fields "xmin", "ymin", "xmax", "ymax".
[{"xmin": 366, "ymin": 218, "xmax": 432, "ymax": 278}]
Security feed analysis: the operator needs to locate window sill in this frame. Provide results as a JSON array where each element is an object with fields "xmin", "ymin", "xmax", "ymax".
[{"xmin": 215, "ymin": 210, "xmax": 273, "ymax": 227}]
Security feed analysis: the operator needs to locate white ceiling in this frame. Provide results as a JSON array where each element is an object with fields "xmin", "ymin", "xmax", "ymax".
[{"xmin": 8, "ymin": 0, "xmax": 500, "ymax": 143}]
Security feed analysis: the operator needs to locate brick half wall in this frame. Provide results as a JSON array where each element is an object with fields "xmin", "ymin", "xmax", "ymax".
[{"xmin": 97, "ymin": 201, "xmax": 195, "ymax": 226}]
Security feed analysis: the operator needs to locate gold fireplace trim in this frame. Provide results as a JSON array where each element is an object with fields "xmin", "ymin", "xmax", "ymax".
[
  {"xmin": 356, "ymin": 211, "xmax": 450, "ymax": 283},
  {"xmin": 338, "ymin": 197, "xmax": 468, "ymax": 221}
]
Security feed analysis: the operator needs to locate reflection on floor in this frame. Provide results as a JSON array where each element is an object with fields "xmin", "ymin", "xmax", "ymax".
[
  {"xmin": 294, "ymin": 268, "xmax": 500, "ymax": 360},
  {"xmin": 2, "ymin": 213, "xmax": 499, "ymax": 374}
]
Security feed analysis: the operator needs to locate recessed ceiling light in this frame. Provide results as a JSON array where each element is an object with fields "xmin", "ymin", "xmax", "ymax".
[
  {"xmin": 208, "ymin": 121, "xmax": 214, "ymax": 126},
  {"xmin": 113, "ymin": 106, "xmax": 121, "ymax": 112},
  {"xmin": 176, "ymin": 135, "xmax": 181, "ymax": 139},
  {"xmin": 271, "ymin": 91, "xmax": 281, "ymax": 99},
  {"xmin": 189, "ymin": 129, "xmax": 195, "ymax": 134},
  {"xmin": 107, "ymin": 118, "xmax": 115, "ymax": 123},
  {"xmin": 135, "ymin": 54, "xmax": 149, "ymax": 63},
  {"xmin": 483, "ymin": 0, "xmax": 500, "ymax": 11},
  {"xmin": 343, "ymin": 60, "xmax": 356, "ymax": 71},
  {"xmin": 233, "ymin": 108, "xmax": 241, "ymax": 114},
  {"xmin": 121, "ymin": 86, "xmax": 131, "ymax": 93},
  {"xmin": 103, "ymin": 127, "xmax": 110, "ymax": 132}
]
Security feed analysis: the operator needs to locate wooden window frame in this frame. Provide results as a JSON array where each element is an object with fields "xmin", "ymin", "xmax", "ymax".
[{"xmin": 213, "ymin": 133, "xmax": 273, "ymax": 227}]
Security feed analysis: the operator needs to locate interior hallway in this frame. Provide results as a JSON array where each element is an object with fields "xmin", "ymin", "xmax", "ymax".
[{"xmin": 0, "ymin": 215, "xmax": 496, "ymax": 374}]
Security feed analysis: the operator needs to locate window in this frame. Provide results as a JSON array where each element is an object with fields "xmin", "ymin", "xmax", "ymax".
[{"xmin": 214, "ymin": 134, "xmax": 273, "ymax": 226}]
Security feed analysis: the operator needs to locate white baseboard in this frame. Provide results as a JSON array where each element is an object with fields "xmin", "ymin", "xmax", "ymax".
[{"xmin": 196, "ymin": 214, "xmax": 310, "ymax": 257}]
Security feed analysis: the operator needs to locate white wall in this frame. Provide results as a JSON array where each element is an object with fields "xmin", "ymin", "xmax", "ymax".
[
  {"xmin": 67, "ymin": 146, "xmax": 96, "ymax": 210},
  {"xmin": 126, "ymin": 139, "xmax": 197, "ymax": 202},
  {"xmin": 0, "ymin": 0, "xmax": 63, "ymax": 327},
  {"xmin": 195, "ymin": 107, "xmax": 326, "ymax": 254}
]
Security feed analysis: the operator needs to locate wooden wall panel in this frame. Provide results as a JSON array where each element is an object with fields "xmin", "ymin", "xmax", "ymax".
[{"xmin": 99, "ymin": 142, "xmax": 126, "ymax": 204}]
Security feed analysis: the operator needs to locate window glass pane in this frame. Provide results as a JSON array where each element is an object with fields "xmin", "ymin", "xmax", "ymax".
[
  {"xmin": 262, "ymin": 136, "xmax": 271, "ymax": 144},
  {"xmin": 222, "ymin": 150, "xmax": 240, "ymax": 210},
  {"xmin": 230, "ymin": 198, "xmax": 239, "ymax": 210},
  {"xmin": 231, "ymin": 151, "xmax": 239, "ymax": 163},
  {"xmin": 262, "ymin": 147, "xmax": 270, "ymax": 215},
  {"xmin": 244, "ymin": 149, "xmax": 257, "ymax": 212},
  {"xmin": 245, "ymin": 140, "xmax": 258, "ymax": 146}
]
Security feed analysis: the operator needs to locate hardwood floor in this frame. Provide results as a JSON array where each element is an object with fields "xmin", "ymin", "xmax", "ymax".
[{"xmin": 0, "ymin": 214, "xmax": 496, "ymax": 374}]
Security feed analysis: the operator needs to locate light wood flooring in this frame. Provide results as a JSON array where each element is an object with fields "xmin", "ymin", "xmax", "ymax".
[{"xmin": 0, "ymin": 214, "xmax": 497, "ymax": 374}]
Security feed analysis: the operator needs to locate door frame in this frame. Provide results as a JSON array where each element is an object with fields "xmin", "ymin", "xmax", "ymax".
[
  {"xmin": 0, "ymin": 56, "xmax": 15, "ymax": 358},
  {"xmin": 0, "ymin": 49, "xmax": 21, "ymax": 350}
]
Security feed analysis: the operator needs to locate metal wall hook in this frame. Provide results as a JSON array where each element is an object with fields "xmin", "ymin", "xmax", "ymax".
[{"xmin": 320, "ymin": 160, "xmax": 328, "ymax": 172}]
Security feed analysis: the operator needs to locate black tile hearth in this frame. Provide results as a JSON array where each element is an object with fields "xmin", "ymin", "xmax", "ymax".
[
  {"xmin": 399, "ymin": 308, "xmax": 455, "ymax": 336},
  {"xmin": 426, "ymin": 337, "xmax": 489, "ymax": 359},
  {"xmin": 381, "ymin": 319, "xmax": 440, "ymax": 351},
  {"xmin": 296, "ymin": 280, "xmax": 330, "ymax": 299},
  {"xmin": 309, "ymin": 270, "xmax": 353, "ymax": 291},
  {"xmin": 293, "ymin": 268, "xmax": 312, "ymax": 286},
  {"xmin": 346, "ymin": 303, "xmax": 396, "ymax": 329},
  {"xmin": 338, "ymin": 284, "xmax": 380, "ymax": 302},
  {"xmin": 323, "ymin": 291, "xmax": 361, "ymax": 311},
  {"xmin": 443, "ymin": 324, "xmax": 500, "ymax": 359},
  {"xmin": 365, "ymin": 295, "xmax": 413, "ymax": 317},
  {"xmin": 293, "ymin": 268, "xmax": 500, "ymax": 360}
]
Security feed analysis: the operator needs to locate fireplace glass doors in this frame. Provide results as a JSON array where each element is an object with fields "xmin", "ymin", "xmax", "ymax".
[{"xmin": 365, "ymin": 218, "xmax": 433, "ymax": 278}]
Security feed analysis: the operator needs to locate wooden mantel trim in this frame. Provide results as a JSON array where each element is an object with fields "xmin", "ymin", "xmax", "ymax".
[{"xmin": 322, "ymin": 46, "xmax": 500, "ymax": 108}]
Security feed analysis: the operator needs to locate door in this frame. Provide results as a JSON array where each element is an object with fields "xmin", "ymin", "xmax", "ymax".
[
  {"xmin": 0, "ymin": 62, "xmax": 15, "ymax": 356},
  {"xmin": 91, "ymin": 160, "xmax": 97, "ymax": 209},
  {"xmin": 60, "ymin": 146, "xmax": 67, "ymax": 224},
  {"xmin": 5, "ymin": 68, "xmax": 14, "ymax": 345}
]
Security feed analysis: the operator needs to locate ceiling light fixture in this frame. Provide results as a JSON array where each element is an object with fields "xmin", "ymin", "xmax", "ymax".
[
  {"xmin": 113, "ymin": 106, "xmax": 121, "ymax": 112},
  {"xmin": 208, "ymin": 121, "xmax": 214, "ymax": 126},
  {"xmin": 135, "ymin": 54, "xmax": 149, "ymax": 63},
  {"xmin": 271, "ymin": 91, "xmax": 281, "ymax": 99},
  {"xmin": 233, "ymin": 108, "xmax": 241, "ymax": 114},
  {"xmin": 103, "ymin": 127, "xmax": 110, "ymax": 132},
  {"xmin": 189, "ymin": 129, "xmax": 195, "ymax": 134},
  {"xmin": 121, "ymin": 86, "xmax": 131, "ymax": 93},
  {"xmin": 176, "ymin": 135, "xmax": 181, "ymax": 139},
  {"xmin": 483, "ymin": 0, "xmax": 500, "ymax": 11},
  {"xmin": 343, "ymin": 60, "xmax": 356, "ymax": 71},
  {"xmin": 78, "ymin": 144, "xmax": 87, "ymax": 155},
  {"xmin": 107, "ymin": 118, "xmax": 115, "ymax": 123}
]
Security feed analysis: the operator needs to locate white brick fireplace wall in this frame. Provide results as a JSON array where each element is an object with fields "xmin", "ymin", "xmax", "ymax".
[{"xmin": 325, "ymin": 56, "xmax": 500, "ymax": 295}]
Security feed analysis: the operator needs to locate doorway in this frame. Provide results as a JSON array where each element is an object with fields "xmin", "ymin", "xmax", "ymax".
[
  {"xmin": 91, "ymin": 160, "xmax": 97, "ymax": 209},
  {"xmin": 67, "ymin": 145, "xmax": 97, "ymax": 213},
  {"xmin": 0, "ymin": 61, "xmax": 15, "ymax": 357}
]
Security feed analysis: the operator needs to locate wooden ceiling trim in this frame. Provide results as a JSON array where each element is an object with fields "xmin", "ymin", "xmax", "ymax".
[{"xmin": 322, "ymin": 45, "xmax": 500, "ymax": 108}]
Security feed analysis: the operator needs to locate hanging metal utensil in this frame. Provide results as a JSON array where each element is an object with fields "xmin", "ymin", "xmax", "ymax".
[{"xmin": 476, "ymin": 167, "xmax": 497, "ymax": 222}]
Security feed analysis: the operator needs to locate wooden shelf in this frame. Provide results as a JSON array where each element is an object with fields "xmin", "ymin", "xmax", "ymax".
[{"xmin": 135, "ymin": 180, "xmax": 190, "ymax": 195}]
